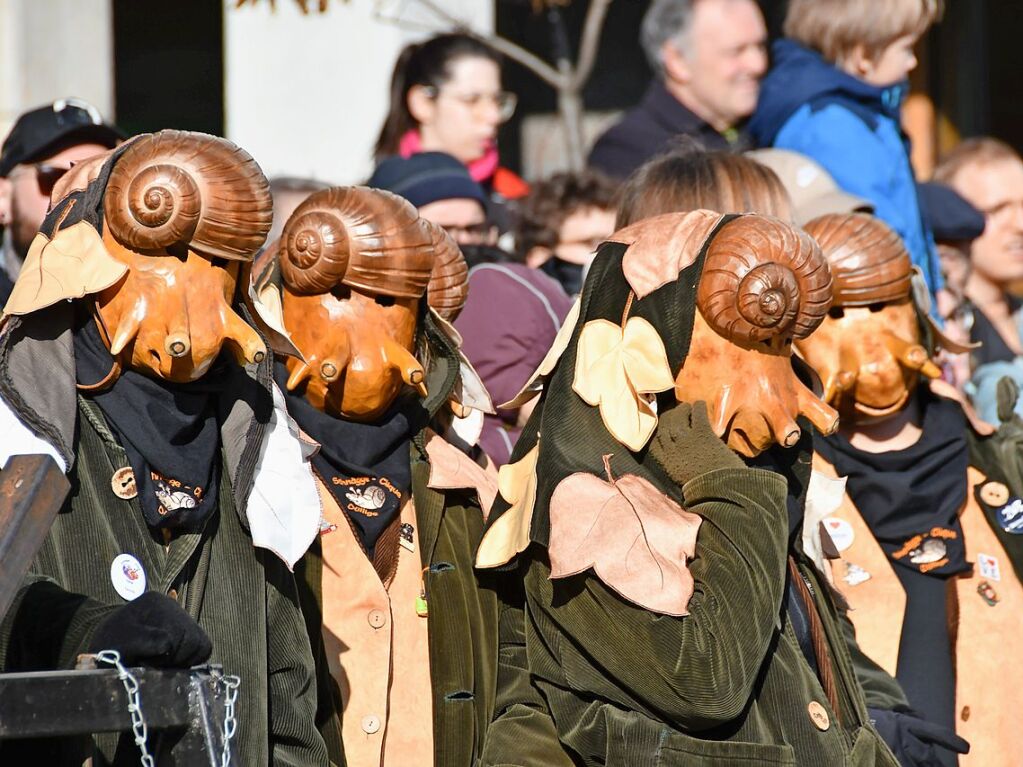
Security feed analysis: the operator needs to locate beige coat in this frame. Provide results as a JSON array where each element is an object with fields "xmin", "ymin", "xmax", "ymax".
[{"xmin": 815, "ymin": 456, "xmax": 1023, "ymax": 767}]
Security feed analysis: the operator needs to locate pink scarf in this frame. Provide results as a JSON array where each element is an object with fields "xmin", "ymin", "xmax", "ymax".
[{"xmin": 398, "ymin": 130, "xmax": 498, "ymax": 185}]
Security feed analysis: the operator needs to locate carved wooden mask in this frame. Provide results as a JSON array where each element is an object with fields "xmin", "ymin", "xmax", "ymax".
[
  {"xmin": 795, "ymin": 213, "xmax": 940, "ymax": 421},
  {"xmin": 672, "ymin": 215, "xmax": 839, "ymax": 456},
  {"xmin": 276, "ymin": 187, "xmax": 468, "ymax": 421},
  {"xmin": 92, "ymin": 131, "xmax": 272, "ymax": 382}
]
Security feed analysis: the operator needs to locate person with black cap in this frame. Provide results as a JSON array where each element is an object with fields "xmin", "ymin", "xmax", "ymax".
[
  {"xmin": 0, "ymin": 99, "xmax": 122, "ymax": 303},
  {"xmin": 368, "ymin": 151, "xmax": 497, "ymax": 247},
  {"xmin": 915, "ymin": 181, "xmax": 987, "ymax": 394}
]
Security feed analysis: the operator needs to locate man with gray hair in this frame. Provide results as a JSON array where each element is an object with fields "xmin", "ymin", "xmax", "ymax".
[{"xmin": 588, "ymin": 0, "xmax": 767, "ymax": 179}]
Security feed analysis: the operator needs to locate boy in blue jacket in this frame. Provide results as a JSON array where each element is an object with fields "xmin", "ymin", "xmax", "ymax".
[{"xmin": 750, "ymin": 0, "xmax": 944, "ymax": 294}]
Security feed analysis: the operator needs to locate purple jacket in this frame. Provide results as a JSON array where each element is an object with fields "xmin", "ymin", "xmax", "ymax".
[{"xmin": 454, "ymin": 262, "xmax": 573, "ymax": 465}]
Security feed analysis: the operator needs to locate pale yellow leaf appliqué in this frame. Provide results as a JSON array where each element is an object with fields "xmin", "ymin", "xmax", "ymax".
[
  {"xmin": 475, "ymin": 441, "xmax": 541, "ymax": 568},
  {"xmin": 572, "ymin": 316, "xmax": 674, "ymax": 451}
]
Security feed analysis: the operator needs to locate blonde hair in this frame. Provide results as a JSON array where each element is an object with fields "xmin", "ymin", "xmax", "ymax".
[
  {"xmin": 934, "ymin": 137, "xmax": 1023, "ymax": 189},
  {"xmin": 616, "ymin": 147, "xmax": 793, "ymax": 227},
  {"xmin": 784, "ymin": 0, "xmax": 943, "ymax": 63}
]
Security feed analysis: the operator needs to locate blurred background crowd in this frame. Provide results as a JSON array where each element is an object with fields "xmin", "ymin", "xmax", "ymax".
[{"xmin": 1, "ymin": 0, "xmax": 1021, "ymax": 467}]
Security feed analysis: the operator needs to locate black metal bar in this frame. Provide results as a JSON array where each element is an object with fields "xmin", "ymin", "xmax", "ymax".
[{"xmin": 0, "ymin": 667, "xmax": 191, "ymax": 738}]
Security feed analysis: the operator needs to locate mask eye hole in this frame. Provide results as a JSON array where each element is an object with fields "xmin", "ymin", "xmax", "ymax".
[
  {"xmin": 330, "ymin": 285, "xmax": 351, "ymax": 302},
  {"xmin": 828, "ymin": 306, "xmax": 845, "ymax": 320},
  {"xmin": 210, "ymin": 257, "xmax": 228, "ymax": 269},
  {"xmin": 374, "ymin": 295, "xmax": 395, "ymax": 307},
  {"xmin": 868, "ymin": 302, "xmax": 886, "ymax": 313}
]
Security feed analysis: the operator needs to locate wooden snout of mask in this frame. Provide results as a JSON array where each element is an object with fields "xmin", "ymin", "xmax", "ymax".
[
  {"xmin": 795, "ymin": 300, "xmax": 941, "ymax": 421},
  {"xmin": 95, "ymin": 229, "xmax": 266, "ymax": 383},
  {"xmin": 274, "ymin": 186, "xmax": 469, "ymax": 422}
]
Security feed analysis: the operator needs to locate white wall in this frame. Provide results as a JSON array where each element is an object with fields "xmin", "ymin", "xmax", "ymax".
[
  {"xmin": 224, "ymin": 0, "xmax": 494, "ymax": 185},
  {"xmin": 0, "ymin": 0, "xmax": 115, "ymax": 141}
]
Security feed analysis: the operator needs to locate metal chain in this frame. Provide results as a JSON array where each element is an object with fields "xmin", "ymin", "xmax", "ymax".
[
  {"xmin": 93, "ymin": 649, "xmax": 155, "ymax": 767},
  {"xmin": 220, "ymin": 674, "xmax": 241, "ymax": 767}
]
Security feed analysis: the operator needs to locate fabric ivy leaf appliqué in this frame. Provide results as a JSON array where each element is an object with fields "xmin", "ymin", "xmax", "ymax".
[
  {"xmin": 475, "ymin": 441, "xmax": 540, "ymax": 569},
  {"xmin": 549, "ymin": 456, "xmax": 702, "ymax": 616},
  {"xmin": 572, "ymin": 316, "xmax": 674, "ymax": 451}
]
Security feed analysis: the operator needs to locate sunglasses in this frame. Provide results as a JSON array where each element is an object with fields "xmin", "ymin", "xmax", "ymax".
[{"xmin": 10, "ymin": 162, "xmax": 71, "ymax": 196}]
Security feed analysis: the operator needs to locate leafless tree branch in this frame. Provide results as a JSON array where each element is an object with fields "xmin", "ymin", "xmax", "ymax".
[{"xmin": 571, "ymin": 0, "xmax": 612, "ymax": 90}]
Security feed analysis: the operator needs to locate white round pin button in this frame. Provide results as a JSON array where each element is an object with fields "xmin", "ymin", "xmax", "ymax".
[
  {"xmin": 822, "ymin": 517, "xmax": 854, "ymax": 552},
  {"xmin": 110, "ymin": 553, "xmax": 146, "ymax": 601}
]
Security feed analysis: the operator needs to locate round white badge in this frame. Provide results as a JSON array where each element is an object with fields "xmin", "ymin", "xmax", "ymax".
[
  {"xmin": 110, "ymin": 553, "xmax": 147, "ymax": 601},
  {"xmin": 823, "ymin": 517, "xmax": 855, "ymax": 552}
]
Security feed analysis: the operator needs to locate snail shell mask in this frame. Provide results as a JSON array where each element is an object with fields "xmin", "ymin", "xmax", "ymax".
[
  {"xmin": 614, "ymin": 211, "xmax": 839, "ymax": 457},
  {"xmin": 272, "ymin": 186, "xmax": 468, "ymax": 422},
  {"xmin": 672, "ymin": 215, "xmax": 839, "ymax": 456},
  {"xmin": 795, "ymin": 213, "xmax": 941, "ymax": 422},
  {"xmin": 6, "ymin": 129, "xmax": 274, "ymax": 384}
]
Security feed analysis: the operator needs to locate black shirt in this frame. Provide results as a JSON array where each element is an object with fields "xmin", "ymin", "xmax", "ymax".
[
  {"xmin": 969, "ymin": 297, "xmax": 1022, "ymax": 368},
  {"xmin": 587, "ymin": 80, "xmax": 743, "ymax": 180},
  {"xmin": 0, "ymin": 267, "xmax": 13, "ymax": 306}
]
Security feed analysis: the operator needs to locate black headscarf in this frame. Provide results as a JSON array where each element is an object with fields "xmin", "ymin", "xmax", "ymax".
[
  {"xmin": 275, "ymin": 362, "xmax": 429, "ymax": 559},
  {"xmin": 816, "ymin": 393, "xmax": 970, "ymax": 578},
  {"xmin": 74, "ymin": 314, "xmax": 224, "ymax": 531}
]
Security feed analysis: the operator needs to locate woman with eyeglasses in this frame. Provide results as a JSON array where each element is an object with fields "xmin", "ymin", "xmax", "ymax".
[{"xmin": 374, "ymin": 33, "xmax": 528, "ymax": 214}]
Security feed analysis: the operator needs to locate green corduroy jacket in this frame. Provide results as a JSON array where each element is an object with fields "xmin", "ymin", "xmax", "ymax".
[
  {"xmin": 482, "ymin": 467, "xmax": 899, "ymax": 767},
  {"xmin": 297, "ymin": 431, "xmax": 500, "ymax": 767},
  {"xmin": 0, "ymin": 398, "xmax": 329, "ymax": 766}
]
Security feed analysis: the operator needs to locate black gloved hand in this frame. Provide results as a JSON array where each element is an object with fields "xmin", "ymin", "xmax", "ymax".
[
  {"xmin": 647, "ymin": 401, "xmax": 744, "ymax": 486},
  {"xmin": 869, "ymin": 707, "xmax": 970, "ymax": 767},
  {"xmin": 89, "ymin": 592, "xmax": 212, "ymax": 668}
]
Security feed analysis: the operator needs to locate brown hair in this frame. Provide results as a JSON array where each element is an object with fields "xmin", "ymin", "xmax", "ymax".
[
  {"xmin": 616, "ymin": 147, "xmax": 793, "ymax": 228},
  {"xmin": 934, "ymin": 137, "xmax": 1022, "ymax": 189},
  {"xmin": 783, "ymin": 0, "xmax": 943, "ymax": 63},
  {"xmin": 374, "ymin": 34, "xmax": 500, "ymax": 161},
  {"xmin": 515, "ymin": 170, "xmax": 618, "ymax": 257}
]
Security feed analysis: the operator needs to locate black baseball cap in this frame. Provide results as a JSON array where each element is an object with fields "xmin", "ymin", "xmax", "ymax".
[
  {"xmin": 0, "ymin": 98, "xmax": 124, "ymax": 177},
  {"xmin": 917, "ymin": 181, "xmax": 986, "ymax": 243}
]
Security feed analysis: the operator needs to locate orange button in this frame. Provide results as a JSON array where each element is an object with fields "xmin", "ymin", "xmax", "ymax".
[
  {"xmin": 111, "ymin": 467, "xmax": 138, "ymax": 500},
  {"xmin": 361, "ymin": 715, "xmax": 381, "ymax": 734},
  {"xmin": 807, "ymin": 701, "xmax": 830, "ymax": 731},
  {"xmin": 367, "ymin": 609, "xmax": 387, "ymax": 629},
  {"xmin": 961, "ymin": 705, "xmax": 971, "ymax": 722}
]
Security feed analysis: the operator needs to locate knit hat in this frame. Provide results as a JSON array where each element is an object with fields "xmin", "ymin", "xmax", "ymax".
[{"xmin": 368, "ymin": 151, "xmax": 488, "ymax": 209}]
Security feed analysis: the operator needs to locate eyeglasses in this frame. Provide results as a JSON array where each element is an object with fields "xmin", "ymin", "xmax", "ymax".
[
  {"xmin": 423, "ymin": 86, "xmax": 517, "ymax": 123},
  {"xmin": 443, "ymin": 221, "xmax": 497, "ymax": 245},
  {"xmin": 9, "ymin": 162, "xmax": 71, "ymax": 196}
]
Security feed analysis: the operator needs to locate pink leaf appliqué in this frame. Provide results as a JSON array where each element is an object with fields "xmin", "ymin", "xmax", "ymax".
[{"xmin": 549, "ymin": 457, "xmax": 702, "ymax": 616}]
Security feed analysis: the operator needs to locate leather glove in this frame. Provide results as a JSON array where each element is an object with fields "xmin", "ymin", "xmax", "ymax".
[
  {"xmin": 869, "ymin": 707, "xmax": 970, "ymax": 767},
  {"xmin": 89, "ymin": 592, "xmax": 212, "ymax": 668},
  {"xmin": 647, "ymin": 401, "xmax": 743, "ymax": 486}
]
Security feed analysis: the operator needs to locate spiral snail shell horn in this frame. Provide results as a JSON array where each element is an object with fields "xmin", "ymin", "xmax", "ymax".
[
  {"xmin": 697, "ymin": 215, "xmax": 833, "ymax": 344},
  {"xmin": 104, "ymin": 130, "xmax": 272, "ymax": 260},
  {"xmin": 277, "ymin": 186, "xmax": 437, "ymax": 299},
  {"xmin": 424, "ymin": 223, "xmax": 469, "ymax": 322},
  {"xmin": 279, "ymin": 200, "xmax": 351, "ymax": 295}
]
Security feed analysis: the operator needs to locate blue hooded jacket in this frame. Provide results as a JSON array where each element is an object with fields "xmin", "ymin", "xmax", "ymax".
[{"xmin": 750, "ymin": 39, "xmax": 941, "ymax": 293}]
